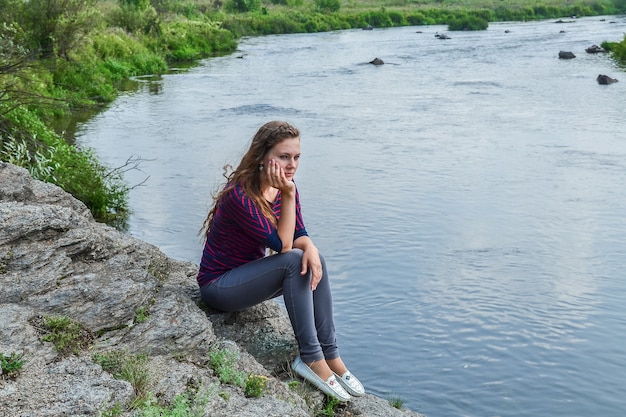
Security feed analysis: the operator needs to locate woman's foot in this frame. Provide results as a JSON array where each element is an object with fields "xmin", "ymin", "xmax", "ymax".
[
  {"xmin": 307, "ymin": 358, "xmax": 334, "ymax": 381},
  {"xmin": 334, "ymin": 370, "xmax": 365, "ymax": 397},
  {"xmin": 325, "ymin": 357, "xmax": 348, "ymax": 376},
  {"xmin": 291, "ymin": 356, "xmax": 352, "ymax": 402},
  {"xmin": 326, "ymin": 357, "xmax": 365, "ymax": 397}
]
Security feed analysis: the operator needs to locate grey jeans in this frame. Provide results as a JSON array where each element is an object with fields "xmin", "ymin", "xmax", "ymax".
[{"xmin": 199, "ymin": 249, "xmax": 338, "ymax": 363}]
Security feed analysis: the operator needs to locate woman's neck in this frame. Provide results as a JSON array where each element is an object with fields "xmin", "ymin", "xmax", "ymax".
[{"xmin": 262, "ymin": 186, "xmax": 278, "ymax": 203}]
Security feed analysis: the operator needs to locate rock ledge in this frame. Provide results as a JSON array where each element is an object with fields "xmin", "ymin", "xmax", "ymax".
[{"xmin": 0, "ymin": 162, "xmax": 424, "ymax": 417}]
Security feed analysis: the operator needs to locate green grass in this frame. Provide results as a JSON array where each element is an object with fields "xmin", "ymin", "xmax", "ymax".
[
  {"xmin": 93, "ymin": 350, "xmax": 216, "ymax": 415},
  {"xmin": 0, "ymin": 251, "xmax": 14, "ymax": 274},
  {"xmin": 214, "ymin": 0, "xmax": 622, "ymax": 38},
  {"xmin": 38, "ymin": 315, "xmax": 93, "ymax": 356},
  {"xmin": 93, "ymin": 350, "xmax": 151, "ymax": 401},
  {"xmin": 100, "ymin": 402, "xmax": 125, "ymax": 417},
  {"xmin": 208, "ymin": 346, "xmax": 270, "ymax": 397},
  {"xmin": 602, "ymin": 35, "xmax": 626, "ymax": 66},
  {"xmin": 134, "ymin": 307, "xmax": 150, "ymax": 324},
  {"xmin": 315, "ymin": 396, "xmax": 341, "ymax": 416},
  {"xmin": 208, "ymin": 347, "xmax": 247, "ymax": 387},
  {"xmin": 388, "ymin": 394, "xmax": 407, "ymax": 409},
  {"xmin": 137, "ymin": 391, "xmax": 211, "ymax": 417},
  {"xmin": 345, "ymin": 0, "xmax": 608, "ymax": 11},
  {"xmin": 0, "ymin": 352, "xmax": 26, "ymax": 379}
]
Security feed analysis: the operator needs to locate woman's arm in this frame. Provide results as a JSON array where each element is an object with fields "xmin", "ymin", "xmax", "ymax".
[
  {"xmin": 266, "ymin": 158, "xmax": 296, "ymax": 252},
  {"xmin": 276, "ymin": 189, "xmax": 296, "ymax": 252}
]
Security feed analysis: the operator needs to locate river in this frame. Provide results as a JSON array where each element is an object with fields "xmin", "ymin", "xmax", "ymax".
[{"xmin": 75, "ymin": 16, "xmax": 626, "ymax": 417}]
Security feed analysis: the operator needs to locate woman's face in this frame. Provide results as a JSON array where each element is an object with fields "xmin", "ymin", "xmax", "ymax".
[{"xmin": 263, "ymin": 137, "xmax": 301, "ymax": 181}]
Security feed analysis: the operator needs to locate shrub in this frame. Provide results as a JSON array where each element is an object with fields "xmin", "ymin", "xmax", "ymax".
[
  {"xmin": 406, "ymin": 11, "xmax": 427, "ymax": 26},
  {"xmin": 532, "ymin": 5, "xmax": 560, "ymax": 18},
  {"xmin": 0, "ymin": 107, "xmax": 130, "ymax": 223},
  {"xmin": 602, "ymin": 35, "xmax": 626, "ymax": 65},
  {"xmin": 344, "ymin": 13, "xmax": 369, "ymax": 29},
  {"xmin": 156, "ymin": 20, "xmax": 237, "ymax": 61},
  {"xmin": 52, "ymin": 28, "xmax": 167, "ymax": 103},
  {"xmin": 388, "ymin": 10, "xmax": 406, "ymax": 26},
  {"xmin": 209, "ymin": 347, "xmax": 247, "ymax": 387},
  {"xmin": 302, "ymin": 15, "xmax": 332, "ymax": 33},
  {"xmin": 244, "ymin": 374, "xmax": 268, "ymax": 397},
  {"xmin": 314, "ymin": 0, "xmax": 341, "ymax": 13},
  {"xmin": 470, "ymin": 9, "xmax": 495, "ymax": 22},
  {"xmin": 367, "ymin": 9, "xmax": 393, "ymax": 27},
  {"xmin": 107, "ymin": 4, "xmax": 160, "ymax": 34},
  {"xmin": 225, "ymin": 0, "xmax": 261, "ymax": 13},
  {"xmin": 448, "ymin": 14, "xmax": 489, "ymax": 31}
]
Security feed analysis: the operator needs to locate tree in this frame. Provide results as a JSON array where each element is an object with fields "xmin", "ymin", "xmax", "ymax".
[
  {"xmin": 0, "ymin": 23, "xmax": 32, "ymax": 117},
  {"xmin": 19, "ymin": 0, "xmax": 101, "ymax": 59},
  {"xmin": 0, "ymin": 0, "xmax": 22, "ymax": 26}
]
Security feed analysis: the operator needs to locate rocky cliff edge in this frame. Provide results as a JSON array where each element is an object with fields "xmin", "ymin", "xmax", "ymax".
[{"xmin": 0, "ymin": 162, "xmax": 424, "ymax": 417}]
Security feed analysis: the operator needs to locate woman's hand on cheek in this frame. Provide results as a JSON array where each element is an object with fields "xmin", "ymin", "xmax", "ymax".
[{"xmin": 267, "ymin": 159, "xmax": 295, "ymax": 193}]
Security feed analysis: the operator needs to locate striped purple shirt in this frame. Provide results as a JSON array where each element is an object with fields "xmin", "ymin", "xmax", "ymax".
[{"xmin": 197, "ymin": 182, "xmax": 308, "ymax": 286}]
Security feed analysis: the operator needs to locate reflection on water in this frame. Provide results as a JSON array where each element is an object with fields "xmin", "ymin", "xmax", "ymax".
[{"xmin": 76, "ymin": 16, "xmax": 626, "ymax": 417}]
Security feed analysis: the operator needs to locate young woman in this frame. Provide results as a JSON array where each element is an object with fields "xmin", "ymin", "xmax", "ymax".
[{"xmin": 197, "ymin": 120, "xmax": 364, "ymax": 402}]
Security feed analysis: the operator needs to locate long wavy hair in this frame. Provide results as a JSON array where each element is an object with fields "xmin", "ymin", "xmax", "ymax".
[{"xmin": 200, "ymin": 120, "xmax": 300, "ymax": 237}]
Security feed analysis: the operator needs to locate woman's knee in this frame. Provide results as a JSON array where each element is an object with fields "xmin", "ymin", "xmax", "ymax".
[{"xmin": 280, "ymin": 248, "xmax": 304, "ymax": 269}]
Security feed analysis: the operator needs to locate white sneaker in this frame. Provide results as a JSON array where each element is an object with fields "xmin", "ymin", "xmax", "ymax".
[
  {"xmin": 335, "ymin": 370, "xmax": 365, "ymax": 397},
  {"xmin": 291, "ymin": 356, "xmax": 352, "ymax": 402}
]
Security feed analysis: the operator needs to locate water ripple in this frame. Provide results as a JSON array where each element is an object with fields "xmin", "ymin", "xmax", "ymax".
[{"xmin": 76, "ymin": 16, "xmax": 626, "ymax": 417}]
